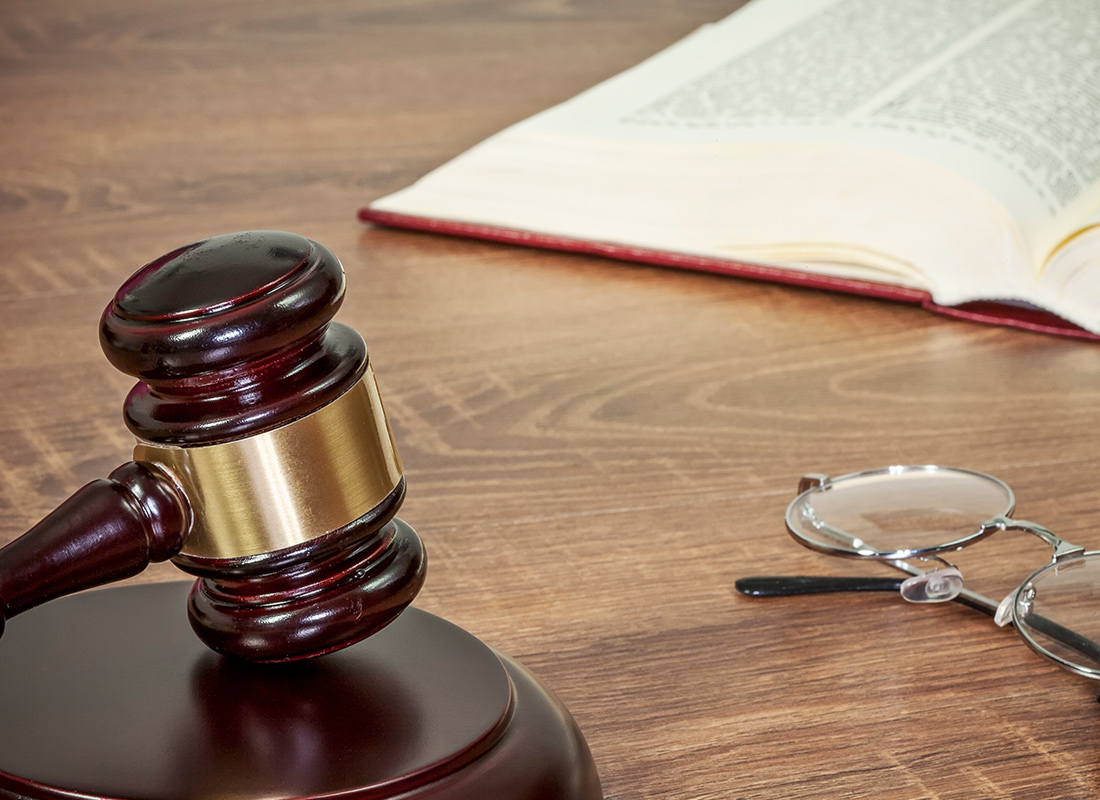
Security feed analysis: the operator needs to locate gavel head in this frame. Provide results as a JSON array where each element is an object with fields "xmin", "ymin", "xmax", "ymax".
[{"xmin": 99, "ymin": 231, "xmax": 425, "ymax": 662}]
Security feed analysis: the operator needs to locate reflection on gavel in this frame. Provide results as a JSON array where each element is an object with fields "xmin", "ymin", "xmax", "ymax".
[{"xmin": 0, "ymin": 231, "xmax": 426, "ymax": 662}]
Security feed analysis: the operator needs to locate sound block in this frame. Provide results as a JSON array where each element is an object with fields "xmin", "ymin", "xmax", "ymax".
[{"xmin": 0, "ymin": 582, "xmax": 601, "ymax": 799}]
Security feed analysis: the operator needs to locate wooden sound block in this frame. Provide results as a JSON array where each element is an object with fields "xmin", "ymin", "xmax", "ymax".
[{"xmin": 0, "ymin": 582, "xmax": 602, "ymax": 799}]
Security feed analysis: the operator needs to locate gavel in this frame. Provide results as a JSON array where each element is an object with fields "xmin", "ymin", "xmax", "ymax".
[{"xmin": 0, "ymin": 231, "xmax": 426, "ymax": 662}]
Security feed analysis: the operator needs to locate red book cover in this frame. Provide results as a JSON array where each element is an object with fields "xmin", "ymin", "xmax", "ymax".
[{"xmin": 359, "ymin": 207, "xmax": 1100, "ymax": 342}]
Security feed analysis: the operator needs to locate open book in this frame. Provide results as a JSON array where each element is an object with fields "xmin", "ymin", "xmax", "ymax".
[{"xmin": 361, "ymin": 0, "xmax": 1100, "ymax": 339}]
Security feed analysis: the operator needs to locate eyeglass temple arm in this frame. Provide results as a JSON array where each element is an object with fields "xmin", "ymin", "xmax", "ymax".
[
  {"xmin": 736, "ymin": 574, "xmax": 1100, "ymax": 685},
  {"xmin": 734, "ymin": 575, "xmax": 997, "ymax": 615}
]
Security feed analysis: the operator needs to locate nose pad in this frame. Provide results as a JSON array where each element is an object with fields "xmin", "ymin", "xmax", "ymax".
[
  {"xmin": 900, "ymin": 567, "xmax": 964, "ymax": 603},
  {"xmin": 994, "ymin": 590, "xmax": 1016, "ymax": 627}
]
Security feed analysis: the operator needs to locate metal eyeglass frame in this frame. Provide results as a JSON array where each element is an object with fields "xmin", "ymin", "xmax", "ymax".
[{"xmin": 737, "ymin": 465, "xmax": 1100, "ymax": 683}]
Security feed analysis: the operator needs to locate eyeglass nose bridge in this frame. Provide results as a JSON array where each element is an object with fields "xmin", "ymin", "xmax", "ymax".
[{"xmin": 985, "ymin": 515, "xmax": 1084, "ymax": 562}]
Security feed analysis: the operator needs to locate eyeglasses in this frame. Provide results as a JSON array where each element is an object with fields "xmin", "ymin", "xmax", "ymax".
[{"xmin": 736, "ymin": 465, "xmax": 1100, "ymax": 684}]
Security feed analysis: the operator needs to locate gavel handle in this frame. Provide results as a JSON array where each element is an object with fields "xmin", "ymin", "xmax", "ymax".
[{"xmin": 0, "ymin": 461, "xmax": 189, "ymax": 635}]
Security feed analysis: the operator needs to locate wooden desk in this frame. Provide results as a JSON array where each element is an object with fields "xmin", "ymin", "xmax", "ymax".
[{"xmin": 2, "ymin": 1, "xmax": 1099, "ymax": 797}]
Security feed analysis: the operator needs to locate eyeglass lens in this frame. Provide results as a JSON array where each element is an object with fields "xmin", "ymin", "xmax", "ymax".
[
  {"xmin": 788, "ymin": 466, "xmax": 1014, "ymax": 557},
  {"xmin": 1016, "ymin": 555, "xmax": 1100, "ymax": 677}
]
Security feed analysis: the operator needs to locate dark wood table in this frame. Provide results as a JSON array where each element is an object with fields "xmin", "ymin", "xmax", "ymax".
[{"xmin": 2, "ymin": 1, "xmax": 1099, "ymax": 797}]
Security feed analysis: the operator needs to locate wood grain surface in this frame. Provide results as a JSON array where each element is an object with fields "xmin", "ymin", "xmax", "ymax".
[{"xmin": 2, "ymin": 1, "xmax": 1100, "ymax": 798}]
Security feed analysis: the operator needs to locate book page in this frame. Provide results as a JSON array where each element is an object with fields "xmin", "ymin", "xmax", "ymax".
[
  {"xmin": 374, "ymin": 131, "xmax": 1036, "ymax": 305},
  {"xmin": 1038, "ymin": 210, "xmax": 1100, "ymax": 327},
  {"xmin": 519, "ymin": 0, "xmax": 1100, "ymax": 265}
]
